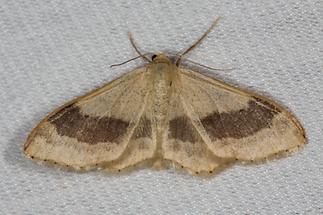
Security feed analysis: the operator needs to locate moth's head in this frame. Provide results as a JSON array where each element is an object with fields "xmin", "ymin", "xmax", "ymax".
[{"xmin": 151, "ymin": 54, "xmax": 172, "ymax": 64}]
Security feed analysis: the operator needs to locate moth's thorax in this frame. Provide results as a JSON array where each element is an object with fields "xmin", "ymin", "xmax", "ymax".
[{"xmin": 149, "ymin": 55, "xmax": 177, "ymax": 136}]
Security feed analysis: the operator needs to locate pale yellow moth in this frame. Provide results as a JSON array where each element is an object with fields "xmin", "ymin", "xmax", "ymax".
[{"xmin": 24, "ymin": 18, "xmax": 306, "ymax": 175}]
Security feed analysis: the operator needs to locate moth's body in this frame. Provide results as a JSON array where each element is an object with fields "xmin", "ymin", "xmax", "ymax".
[
  {"xmin": 23, "ymin": 19, "xmax": 307, "ymax": 175},
  {"xmin": 148, "ymin": 55, "xmax": 177, "ymax": 162}
]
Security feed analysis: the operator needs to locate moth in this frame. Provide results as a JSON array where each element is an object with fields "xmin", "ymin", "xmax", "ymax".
[{"xmin": 24, "ymin": 18, "xmax": 306, "ymax": 175}]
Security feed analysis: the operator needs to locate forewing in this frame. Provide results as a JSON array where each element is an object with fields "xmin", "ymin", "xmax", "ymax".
[
  {"xmin": 179, "ymin": 68, "xmax": 306, "ymax": 161},
  {"xmin": 24, "ymin": 68, "xmax": 153, "ymax": 170}
]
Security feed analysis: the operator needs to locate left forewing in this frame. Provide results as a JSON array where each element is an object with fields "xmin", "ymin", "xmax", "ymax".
[{"xmin": 24, "ymin": 68, "xmax": 152, "ymax": 170}]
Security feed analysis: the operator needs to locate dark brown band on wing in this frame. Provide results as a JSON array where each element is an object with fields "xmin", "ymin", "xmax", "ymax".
[
  {"xmin": 201, "ymin": 100, "xmax": 278, "ymax": 140},
  {"xmin": 49, "ymin": 105, "xmax": 130, "ymax": 144},
  {"xmin": 169, "ymin": 115, "xmax": 200, "ymax": 142}
]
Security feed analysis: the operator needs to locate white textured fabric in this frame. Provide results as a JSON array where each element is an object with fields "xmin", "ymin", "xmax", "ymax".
[{"xmin": 0, "ymin": 0, "xmax": 322, "ymax": 214}]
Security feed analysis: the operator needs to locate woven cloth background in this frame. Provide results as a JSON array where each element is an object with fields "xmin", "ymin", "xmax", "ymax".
[{"xmin": 0, "ymin": 0, "xmax": 322, "ymax": 214}]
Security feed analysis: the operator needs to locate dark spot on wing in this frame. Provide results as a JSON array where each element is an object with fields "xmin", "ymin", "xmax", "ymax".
[
  {"xmin": 169, "ymin": 115, "xmax": 199, "ymax": 142},
  {"xmin": 49, "ymin": 105, "xmax": 130, "ymax": 144},
  {"xmin": 201, "ymin": 100, "xmax": 278, "ymax": 140}
]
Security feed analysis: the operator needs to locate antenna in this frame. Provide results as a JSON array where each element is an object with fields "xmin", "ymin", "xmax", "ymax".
[{"xmin": 175, "ymin": 17, "xmax": 221, "ymax": 66}]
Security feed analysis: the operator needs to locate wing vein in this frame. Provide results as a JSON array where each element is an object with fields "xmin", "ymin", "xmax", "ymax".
[{"xmin": 178, "ymin": 94, "xmax": 212, "ymax": 148}]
